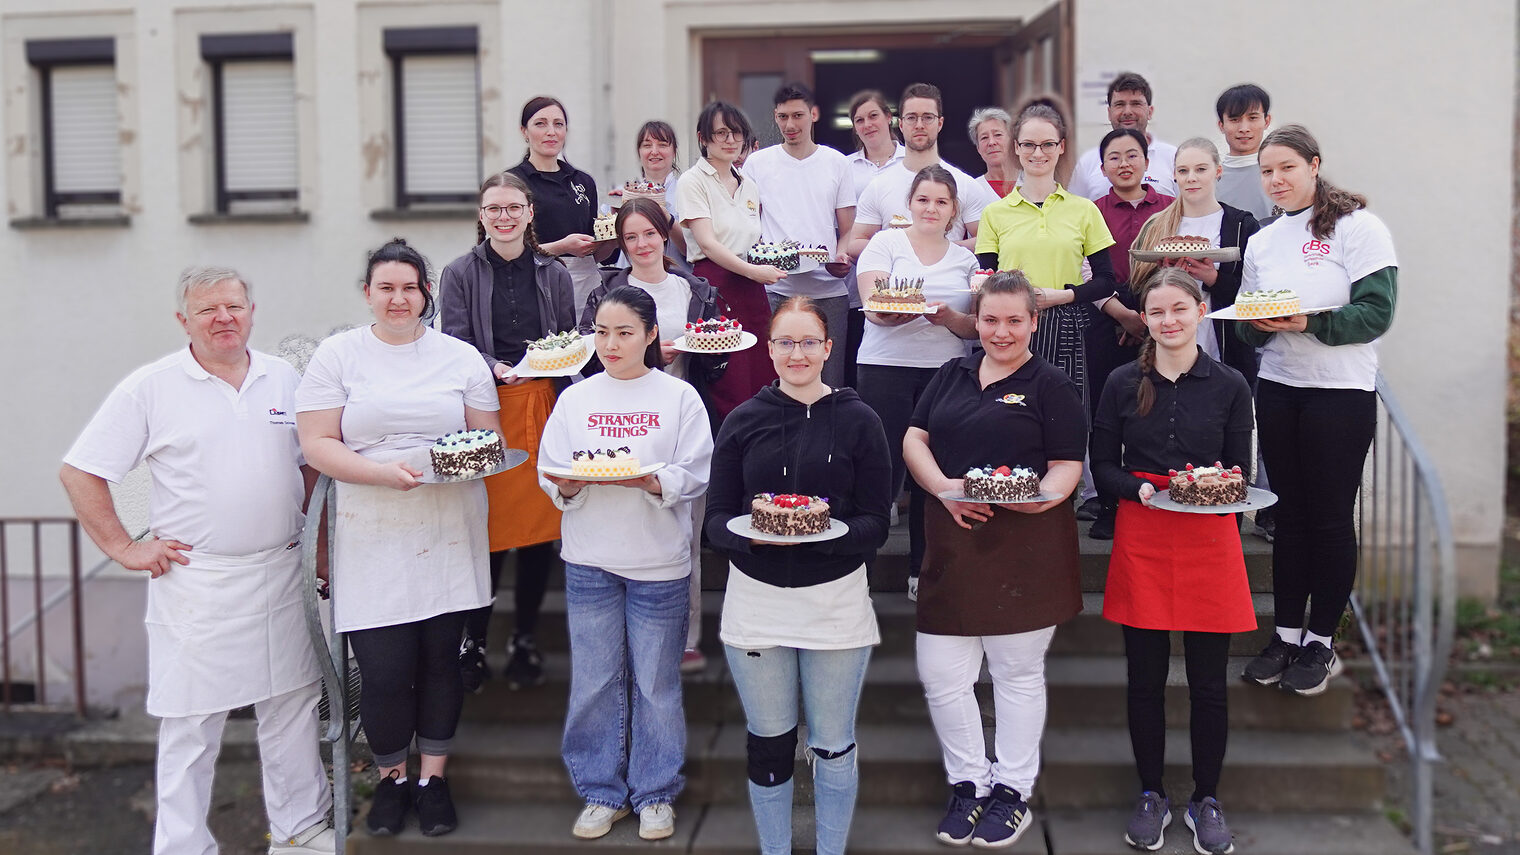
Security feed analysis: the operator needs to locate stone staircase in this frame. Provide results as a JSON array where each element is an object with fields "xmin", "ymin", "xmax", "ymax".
[{"xmin": 345, "ymin": 519, "xmax": 1418, "ymax": 854}]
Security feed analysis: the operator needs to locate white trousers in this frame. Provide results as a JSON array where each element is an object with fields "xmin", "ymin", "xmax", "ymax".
[
  {"xmin": 154, "ymin": 680, "xmax": 331, "ymax": 855},
  {"xmin": 916, "ymin": 627, "xmax": 1056, "ymax": 798}
]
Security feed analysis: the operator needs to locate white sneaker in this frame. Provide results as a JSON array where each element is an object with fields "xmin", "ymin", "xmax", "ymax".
[
  {"xmin": 572, "ymin": 803, "xmax": 630, "ymax": 839},
  {"xmin": 639, "ymin": 803, "xmax": 676, "ymax": 840},
  {"xmin": 269, "ymin": 823, "xmax": 335, "ymax": 854},
  {"xmin": 907, "ymin": 575, "xmax": 918, "ymax": 602}
]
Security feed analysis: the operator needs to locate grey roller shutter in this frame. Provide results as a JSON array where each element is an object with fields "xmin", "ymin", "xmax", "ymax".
[
  {"xmin": 49, "ymin": 64, "xmax": 119, "ymax": 195},
  {"xmin": 400, "ymin": 54, "xmax": 479, "ymax": 201},
  {"xmin": 222, "ymin": 60, "xmax": 298, "ymax": 198}
]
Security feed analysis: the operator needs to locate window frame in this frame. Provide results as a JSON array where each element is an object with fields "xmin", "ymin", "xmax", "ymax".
[
  {"xmin": 382, "ymin": 25, "xmax": 480, "ymax": 208},
  {"xmin": 200, "ymin": 32, "xmax": 298, "ymax": 214},
  {"xmin": 25, "ymin": 37, "xmax": 119, "ymax": 219}
]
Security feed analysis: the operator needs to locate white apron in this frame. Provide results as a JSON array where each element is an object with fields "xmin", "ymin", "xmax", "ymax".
[
  {"xmin": 564, "ymin": 254, "xmax": 601, "ymax": 315},
  {"xmin": 144, "ymin": 541, "xmax": 320, "ymax": 717},
  {"xmin": 330, "ymin": 448, "xmax": 492, "ymax": 633}
]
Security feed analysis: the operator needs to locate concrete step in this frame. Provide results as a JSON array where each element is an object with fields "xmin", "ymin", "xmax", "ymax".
[
  {"xmin": 1043, "ymin": 808, "xmax": 1420, "ymax": 855},
  {"xmin": 460, "ymin": 652, "xmax": 1350, "ymax": 732},
  {"xmin": 437, "ymin": 721, "xmax": 1383, "ymax": 811}
]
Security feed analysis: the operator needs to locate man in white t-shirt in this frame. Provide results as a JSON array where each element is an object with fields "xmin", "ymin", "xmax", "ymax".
[
  {"xmin": 60, "ymin": 267, "xmax": 334, "ymax": 855},
  {"xmin": 743, "ymin": 81, "xmax": 856, "ymax": 386},
  {"xmin": 846, "ymin": 81, "xmax": 999, "ymax": 258},
  {"xmin": 1067, "ymin": 71, "xmax": 1178, "ymax": 200}
]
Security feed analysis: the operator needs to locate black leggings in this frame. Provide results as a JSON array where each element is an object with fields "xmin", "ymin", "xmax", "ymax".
[
  {"xmin": 1256, "ymin": 380, "xmax": 1376, "ymax": 638},
  {"xmin": 1123, "ymin": 625, "xmax": 1230, "ymax": 802},
  {"xmin": 856, "ymin": 364, "xmax": 938, "ymax": 575},
  {"xmin": 463, "ymin": 542, "xmax": 559, "ymax": 643},
  {"xmin": 348, "ymin": 610, "xmax": 469, "ymax": 767}
]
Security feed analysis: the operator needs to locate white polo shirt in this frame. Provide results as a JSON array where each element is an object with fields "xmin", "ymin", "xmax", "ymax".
[
  {"xmin": 676, "ymin": 157, "xmax": 763, "ymax": 263},
  {"xmin": 855, "ymin": 158, "xmax": 998, "ymax": 241},
  {"xmin": 64, "ymin": 347, "xmax": 306, "ymax": 556},
  {"xmin": 1067, "ymin": 138, "xmax": 1178, "ymax": 200},
  {"xmin": 742, "ymin": 143, "xmax": 855, "ymax": 298}
]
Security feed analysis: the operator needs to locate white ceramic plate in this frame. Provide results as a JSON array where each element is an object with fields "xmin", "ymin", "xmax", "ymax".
[
  {"xmin": 502, "ymin": 348, "xmax": 594, "ymax": 379},
  {"xmin": 726, "ymin": 514, "xmax": 849, "ymax": 544},
  {"xmin": 1207, "ymin": 304, "xmax": 1344, "ymax": 321},
  {"xmin": 538, "ymin": 461, "xmax": 666, "ymax": 483},
  {"xmin": 1129, "ymin": 247, "xmax": 1241, "ymax": 263},
  {"xmin": 1149, "ymin": 486, "xmax": 1279, "ymax": 514},
  {"xmin": 751, "ymin": 255, "xmax": 821, "ymax": 275},
  {"xmin": 935, "ymin": 490, "xmax": 1056, "ymax": 505},
  {"xmin": 670, "ymin": 331, "xmax": 759, "ymax": 354}
]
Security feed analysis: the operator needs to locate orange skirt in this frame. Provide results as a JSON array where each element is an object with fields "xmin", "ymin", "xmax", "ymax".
[{"xmin": 486, "ymin": 380, "xmax": 562, "ymax": 551}]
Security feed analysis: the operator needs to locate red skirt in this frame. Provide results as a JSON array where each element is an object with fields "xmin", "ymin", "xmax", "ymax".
[
  {"xmin": 1102, "ymin": 472, "xmax": 1256, "ymax": 633},
  {"xmin": 694, "ymin": 259, "xmax": 777, "ymax": 418}
]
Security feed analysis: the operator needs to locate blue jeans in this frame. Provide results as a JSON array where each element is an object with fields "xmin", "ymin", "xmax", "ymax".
[
  {"xmin": 563, "ymin": 563, "xmax": 689, "ymax": 810},
  {"xmin": 724, "ymin": 644, "xmax": 872, "ymax": 855}
]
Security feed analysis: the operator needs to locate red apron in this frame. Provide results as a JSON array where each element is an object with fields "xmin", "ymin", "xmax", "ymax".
[{"xmin": 1103, "ymin": 472, "xmax": 1256, "ymax": 633}]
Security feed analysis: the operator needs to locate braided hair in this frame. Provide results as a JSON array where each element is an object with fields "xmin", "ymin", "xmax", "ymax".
[
  {"xmin": 475, "ymin": 172, "xmax": 546, "ymax": 256},
  {"xmin": 1133, "ymin": 268, "xmax": 1204, "ymax": 417}
]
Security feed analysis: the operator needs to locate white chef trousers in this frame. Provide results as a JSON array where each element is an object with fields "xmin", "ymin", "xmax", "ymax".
[
  {"xmin": 916, "ymin": 626, "xmax": 1056, "ymax": 798},
  {"xmin": 154, "ymin": 679, "xmax": 330, "ymax": 855}
]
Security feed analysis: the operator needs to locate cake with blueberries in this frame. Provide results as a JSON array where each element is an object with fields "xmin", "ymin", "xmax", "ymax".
[
  {"xmin": 431, "ymin": 429, "xmax": 506, "ymax": 478},
  {"xmin": 962, "ymin": 465, "xmax": 1041, "ymax": 502}
]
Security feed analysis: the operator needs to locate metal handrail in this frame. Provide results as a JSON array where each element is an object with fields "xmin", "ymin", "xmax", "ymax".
[
  {"xmin": 0, "ymin": 518, "xmax": 92, "ymax": 716},
  {"xmin": 300, "ymin": 474, "xmax": 351, "ymax": 849},
  {"xmin": 1351, "ymin": 375, "xmax": 1457, "ymax": 855}
]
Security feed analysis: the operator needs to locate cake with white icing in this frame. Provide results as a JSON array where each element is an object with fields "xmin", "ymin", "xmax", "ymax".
[
  {"xmin": 1168, "ymin": 462, "xmax": 1247, "ymax": 505},
  {"xmin": 571, "ymin": 447, "xmax": 641, "ymax": 478},
  {"xmin": 1234, "ymin": 289, "xmax": 1301, "ymax": 319},
  {"xmin": 962, "ymin": 465, "xmax": 1041, "ymax": 502},
  {"xmin": 431, "ymin": 429, "xmax": 506, "ymax": 478},
  {"xmin": 524, "ymin": 331, "xmax": 587, "ymax": 371}
]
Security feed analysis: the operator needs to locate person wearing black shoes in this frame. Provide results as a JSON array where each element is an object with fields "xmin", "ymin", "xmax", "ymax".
[
  {"xmin": 1091, "ymin": 269, "xmax": 1256, "ymax": 854},
  {"xmin": 1235, "ymin": 126, "xmax": 1397, "ymax": 696},
  {"xmin": 903, "ymin": 272, "xmax": 1085, "ymax": 848}
]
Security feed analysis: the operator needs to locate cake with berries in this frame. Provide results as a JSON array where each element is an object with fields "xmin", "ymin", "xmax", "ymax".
[
  {"xmin": 1233, "ymin": 289, "xmax": 1302, "ymax": 319},
  {"xmin": 570, "ymin": 447, "xmax": 641, "ymax": 478},
  {"xmin": 621, "ymin": 178, "xmax": 666, "ymax": 203},
  {"xmin": 866, "ymin": 277, "xmax": 927, "ymax": 313},
  {"xmin": 1167, "ymin": 462, "xmax": 1248, "ymax": 505},
  {"xmin": 747, "ymin": 240, "xmax": 801, "ymax": 271},
  {"xmin": 797, "ymin": 244, "xmax": 831, "ymax": 263},
  {"xmin": 750, "ymin": 493, "xmax": 831, "ymax": 537},
  {"xmin": 430, "ymin": 429, "xmax": 506, "ymax": 478},
  {"xmin": 969, "ymin": 269, "xmax": 996, "ymax": 294},
  {"xmin": 524, "ymin": 330, "xmax": 588, "ymax": 371},
  {"xmin": 683, "ymin": 317, "xmax": 744, "ymax": 350},
  {"xmin": 962, "ymin": 465, "xmax": 1041, "ymax": 502}
]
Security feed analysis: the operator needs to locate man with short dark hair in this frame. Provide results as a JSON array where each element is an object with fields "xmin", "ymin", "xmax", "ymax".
[
  {"xmin": 1067, "ymin": 72, "xmax": 1177, "ymax": 199},
  {"xmin": 743, "ymin": 81, "xmax": 856, "ymax": 386},
  {"xmin": 1215, "ymin": 83, "xmax": 1274, "ymax": 220}
]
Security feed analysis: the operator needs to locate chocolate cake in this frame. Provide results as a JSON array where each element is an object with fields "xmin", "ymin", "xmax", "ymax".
[
  {"xmin": 1167, "ymin": 462, "xmax": 1248, "ymax": 505},
  {"xmin": 750, "ymin": 493, "xmax": 830, "ymax": 537}
]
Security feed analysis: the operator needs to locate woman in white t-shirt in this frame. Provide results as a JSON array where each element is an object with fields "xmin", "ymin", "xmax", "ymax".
[
  {"xmin": 841, "ymin": 89, "xmax": 907, "ymax": 387},
  {"xmin": 855, "ymin": 165, "xmax": 979, "ymax": 599},
  {"xmin": 295, "ymin": 239, "xmax": 501, "ymax": 838},
  {"xmin": 538, "ymin": 287, "xmax": 714, "ymax": 843},
  {"xmin": 1234, "ymin": 125, "xmax": 1398, "ymax": 697}
]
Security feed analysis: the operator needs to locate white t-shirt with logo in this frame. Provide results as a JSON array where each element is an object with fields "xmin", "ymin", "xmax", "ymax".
[
  {"xmin": 628, "ymin": 272, "xmax": 694, "ymax": 381},
  {"xmin": 1068, "ymin": 138, "xmax": 1178, "ymax": 200},
  {"xmin": 1242, "ymin": 208, "xmax": 1397, "ymax": 391},
  {"xmin": 855, "ymin": 228, "xmax": 978, "ymax": 368},
  {"xmin": 855, "ymin": 158, "xmax": 998, "ymax": 241},
  {"xmin": 742, "ymin": 144, "xmax": 855, "ymax": 298}
]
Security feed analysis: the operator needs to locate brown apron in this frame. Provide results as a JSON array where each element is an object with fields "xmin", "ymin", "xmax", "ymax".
[
  {"xmin": 486, "ymin": 379, "xmax": 561, "ymax": 551},
  {"xmin": 917, "ymin": 495, "xmax": 1083, "ymax": 636}
]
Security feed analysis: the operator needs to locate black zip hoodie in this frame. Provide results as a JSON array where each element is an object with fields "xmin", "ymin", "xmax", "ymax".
[{"xmin": 703, "ymin": 383, "xmax": 893, "ymax": 587}]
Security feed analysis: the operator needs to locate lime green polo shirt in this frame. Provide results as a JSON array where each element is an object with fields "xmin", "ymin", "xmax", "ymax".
[{"xmin": 975, "ymin": 185, "xmax": 1115, "ymax": 289}]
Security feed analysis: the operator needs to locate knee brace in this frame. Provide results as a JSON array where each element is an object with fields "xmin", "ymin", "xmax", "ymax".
[
  {"xmin": 808, "ymin": 742, "xmax": 856, "ymax": 761},
  {"xmin": 746, "ymin": 726, "xmax": 798, "ymax": 787}
]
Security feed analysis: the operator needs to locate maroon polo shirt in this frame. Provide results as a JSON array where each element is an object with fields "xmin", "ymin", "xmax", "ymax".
[{"xmin": 1095, "ymin": 186, "xmax": 1174, "ymax": 286}]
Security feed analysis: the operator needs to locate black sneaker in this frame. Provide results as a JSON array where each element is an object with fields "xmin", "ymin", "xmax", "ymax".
[
  {"xmin": 459, "ymin": 636, "xmax": 489, "ymax": 694},
  {"xmin": 414, "ymin": 775, "xmax": 458, "ymax": 837},
  {"xmin": 1088, "ymin": 502, "xmax": 1116, "ymax": 540},
  {"xmin": 1185, "ymin": 797, "xmax": 1235, "ymax": 854},
  {"xmin": 1076, "ymin": 497, "xmax": 1102, "ymax": 521},
  {"xmin": 366, "ymin": 770, "xmax": 411, "ymax": 836},
  {"xmin": 1242, "ymin": 636, "xmax": 1301, "ymax": 685},
  {"xmin": 935, "ymin": 780, "xmax": 986, "ymax": 846},
  {"xmin": 970, "ymin": 783, "xmax": 1032, "ymax": 848},
  {"xmin": 1278, "ymin": 640, "xmax": 1342, "ymax": 696},
  {"xmin": 503, "ymin": 634, "xmax": 545, "ymax": 690},
  {"xmin": 1124, "ymin": 790, "xmax": 1170, "ymax": 850}
]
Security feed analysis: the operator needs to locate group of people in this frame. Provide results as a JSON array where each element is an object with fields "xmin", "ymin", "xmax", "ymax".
[{"xmin": 59, "ymin": 70, "xmax": 1396, "ymax": 855}]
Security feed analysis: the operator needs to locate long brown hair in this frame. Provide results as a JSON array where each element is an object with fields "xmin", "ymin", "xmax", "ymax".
[
  {"xmin": 615, "ymin": 197, "xmax": 675, "ymax": 274},
  {"xmin": 1129, "ymin": 137, "xmax": 1221, "ymax": 288},
  {"xmin": 475, "ymin": 172, "xmax": 546, "ymax": 254},
  {"xmin": 848, "ymin": 89, "xmax": 901, "ymax": 150},
  {"xmin": 1133, "ymin": 268, "xmax": 1205, "ymax": 417},
  {"xmin": 1261, "ymin": 124, "xmax": 1366, "ymax": 240}
]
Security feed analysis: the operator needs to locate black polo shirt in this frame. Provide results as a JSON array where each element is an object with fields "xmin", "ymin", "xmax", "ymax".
[
  {"xmin": 507, "ymin": 157, "xmax": 597, "ymax": 247},
  {"xmin": 486, "ymin": 244, "xmax": 542, "ymax": 366},
  {"xmin": 910, "ymin": 353, "xmax": 1087, "ymax": 479},
  {"xmin": 1089, "ymin": 348, "xmax": 1254, "ymax": 501}
]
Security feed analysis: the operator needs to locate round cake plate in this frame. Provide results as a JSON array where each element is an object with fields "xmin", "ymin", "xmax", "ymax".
[
  {"xmin": 726, "ymin": 514, "xmax": 849, "ymax": 544},
  {"xmin": 504, "ymin": 348, "xmax": 595, "ymax": 379},
  {"xmin": 415, "ymin": 447, "xmax": 530, "ymax": 484},
  {"xmin": 670, "ymin": 330, "xmax": 759, "ymax": 354},
  {"xmin": 1206, "ymin": 303, "xmax": 1345, "ymax": 321},
  {"xmin": 1149, "ymin": 486, "xmax": 1279, "ymax": 514},
  {"xmin": 1129, "ymin": 247, "xmax": 1241, "ymax": 263},
  {"xmin": 538, "ymin": 461, "xmax": 666, "ymax": 484},
  {"xmin": 935, "ymin": 490, "xmax": 1057, "ymax": 505},
  {"xmin": 865, "ymin": 303, "xmax": 939, "ymax": 316}
]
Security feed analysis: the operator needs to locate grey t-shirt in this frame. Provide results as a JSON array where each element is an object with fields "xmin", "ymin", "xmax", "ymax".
[{"xmin": 1218, "ymin": 164, "xmax": 1273, "ymax": 221}]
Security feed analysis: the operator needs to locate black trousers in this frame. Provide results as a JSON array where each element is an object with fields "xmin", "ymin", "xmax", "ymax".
[
  {"xmin": 856, "ymin": 363, "xmax": 938, "ymax": 576},
  {"xmin": 463, "ymin": 542, "xmax": 559, "ymax": 643},
  {"xmin": 1123, "ymin": 625, "xmax": 1230, "ymax": 802},
  {"xmin": 348, "ymin": 609, "xmax": 469, "ymax": 765},
  {"xmin": 1256, "ymin": 380, "xmax": 1376, "ymax": 638}
]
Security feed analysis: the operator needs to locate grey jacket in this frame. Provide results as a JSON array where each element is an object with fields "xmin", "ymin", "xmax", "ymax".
[{"xmin": 439, "ymin": 242, "xmax": 577, "ymax": 374}]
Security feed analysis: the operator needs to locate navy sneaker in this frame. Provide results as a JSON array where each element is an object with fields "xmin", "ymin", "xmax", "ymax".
[
  {"xmin": 1124, "ymin": 790, "xmax": 1171, "ymax": 850},
  {"xmin": 1185, "ymin": 797, "xmax": 1235, "ymax": 854},
  {"xmin": 970, "ymin": 783, "xmax": 1032, "ymax": 849},
  {"xmin": 1278, "ymin": 640, "xmax": 1342, "ymax": 696},
  {"xmin": 935, "ymin": 780, "xmax": 986, "ymax": 846}
]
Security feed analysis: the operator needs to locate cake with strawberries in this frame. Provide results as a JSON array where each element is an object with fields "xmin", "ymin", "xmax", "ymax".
[
  {"xmin": 430, "ymin": 429, "xmax": 506, "ymax": 478},
  {"xmin": 683, "ymin": 317, "xmax": 744, "ymax": 350},
  {"xmin": 621, "ymin": 178, "xmax": 666, "ymax": 203},
  {"xmin": 963, "ymin": 465, "xmax": 1041, "ymax": 502},
  {"xmin": 969, "ymin": 269, "xmax": 996, "ymax": 294},
  {"xmin": 750, "ymin": 493, "xmax": 830, "ymax": 536},
  {"xmin": 1233, "ymin": 289, "xmax": 1302, "ymax": 319},
  {"xmin": 1167, "ymin": 462, "xmax": 1248, "ymax": 505},
  {"xmin": 571, "ymin": 447, "xmax": 641, "ymax": 478},
  {"xmin": 524, "ymin": 330, "xmax": 588, "ymax": 371},
  {"xmin": 866, "ymin": 277, "xmax": 926, "ymax": 313}
]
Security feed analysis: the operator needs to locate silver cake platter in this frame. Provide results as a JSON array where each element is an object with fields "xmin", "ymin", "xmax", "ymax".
[
  {"xmin": 936, "ymin": 490, "xmax": 1057, "ymax": 505},
  {"xmin": 415, "ymin": 447, "xmax": 530, "ymax": 484},
  {"xmin": 1149, "ymin": 486, "xmax": 1278, "ymax": 514}
]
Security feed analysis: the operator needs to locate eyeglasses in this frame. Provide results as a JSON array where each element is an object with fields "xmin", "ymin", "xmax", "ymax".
[
  {"xmin": 1104, "ymin": 151, "xmax": 1146, "ymax": 164},
  {"xmin": 481, "ymin": 204, "xmax": 529, "ymax": 219},
  {"xmin": 770, "ymin": 338, "xmax": 825, "ymax": 354},
  {"xmin": 1017, "ymin": 141, "xmax": 1061, "ymax": 154},
  {"xmin": 901, "ymin": 113, "xmax": 940, "ymax": 126},
  {"xmin": 708, "ymin": 128, "xmax": 742, "ymax": 142}
]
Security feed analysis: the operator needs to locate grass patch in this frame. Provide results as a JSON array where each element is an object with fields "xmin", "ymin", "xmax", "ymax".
[{"xmin": 1453, "ymin": 559, "xmax": 1520, "ymax": 679}]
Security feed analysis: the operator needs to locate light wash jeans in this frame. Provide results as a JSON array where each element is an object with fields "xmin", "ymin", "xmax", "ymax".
[
  {"xmin": 562, "ymin": 562, "xmax": 689, "ymax": 810},
  {"xmin": 724, "ymin": 644, "xmax": 872, "ymax": 855}
]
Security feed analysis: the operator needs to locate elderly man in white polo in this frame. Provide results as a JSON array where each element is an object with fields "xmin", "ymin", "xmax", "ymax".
[{"xmin": 59, "ymin": 266, "xmax": 334, "ymax": 855}]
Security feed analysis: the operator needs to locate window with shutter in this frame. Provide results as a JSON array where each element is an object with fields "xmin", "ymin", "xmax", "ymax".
[
  {"xmin": 27, "ymin": 37, "xmax": 121, "ymax": 218},
  {"xmin": 383, "ymin": 26, "xmax": 480, "ymax": 208},
  {"xmin": 220, "ymin": 61, "xmax": 298, "ymax": 212}
]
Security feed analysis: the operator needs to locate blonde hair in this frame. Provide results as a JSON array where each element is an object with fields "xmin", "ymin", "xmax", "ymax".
[{"xmin": 1129, "ymin": 137, "xmax": 1222, "ymax": 288}]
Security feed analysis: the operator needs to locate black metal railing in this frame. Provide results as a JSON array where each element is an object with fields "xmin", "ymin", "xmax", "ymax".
[
  {"xmin": 0, "ymin": 518, "xmax": 86, "ymax": 716},
  {"xmin": 301, "ymin": 475, "xmax": 353, "ymax": 849}
]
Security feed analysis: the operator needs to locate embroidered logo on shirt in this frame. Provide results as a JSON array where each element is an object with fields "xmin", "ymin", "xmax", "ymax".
[
  {"xmin": 1301, "ymin": 238, "xmax": 1331, "ymax": 268},
  {"xmin": 570, "ymin": 180, "xmax": 589, "ymax": 206},
  {"xmin": 998, "ymin": 393, "xmax": 1027, "ymax": 406},
  {"xmin": 746, "ymin": 199, "xmax": 757, "ymax": 213},
  {"xmin": 587, "ymin": 412, "xmax": 662, "ymax": 438}
]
